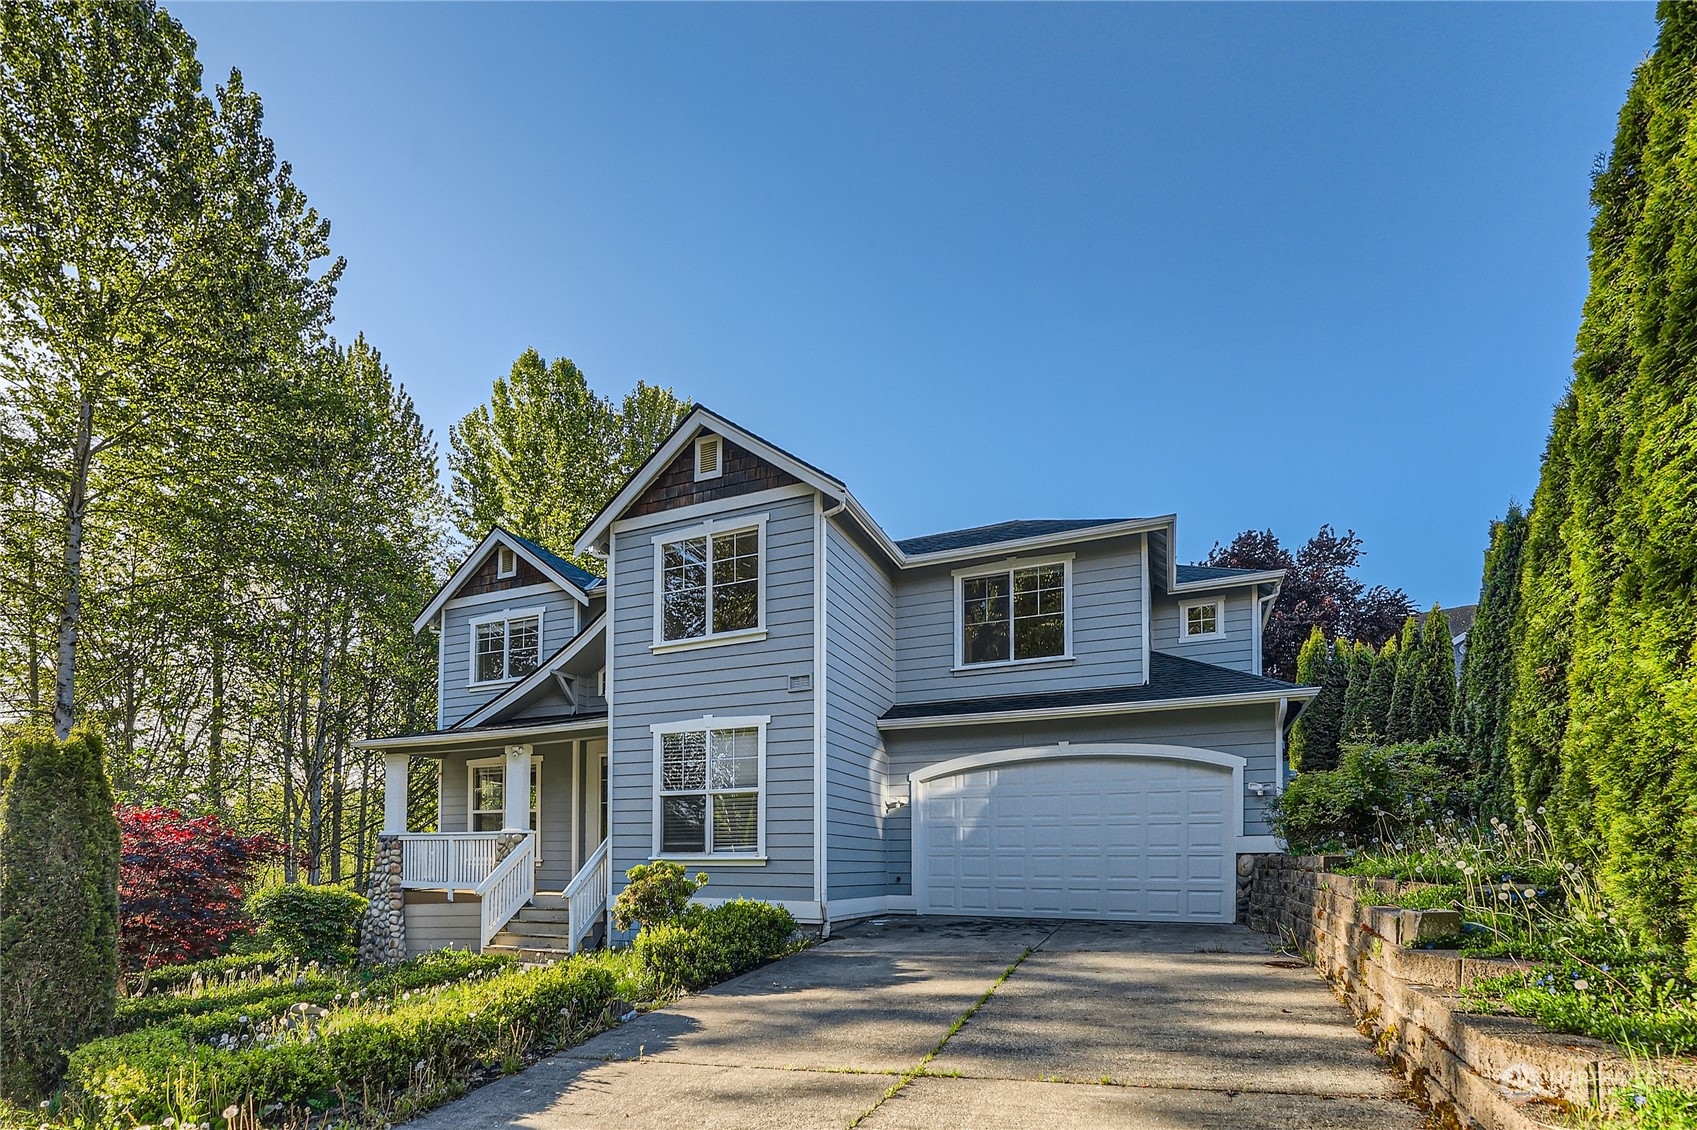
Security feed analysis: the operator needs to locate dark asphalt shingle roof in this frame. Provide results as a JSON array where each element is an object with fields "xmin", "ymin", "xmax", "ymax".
[
  {"xmin": 880, "ymin": 651, "xmax": 1308, "ymax": 722},
  {"xmin": 895, "ymin": 519, "xmax": 1132, "ymax": 557},
  {"xmin": 1174, "ymin": 564, "xmax": 1267, "ymax": 584},
  {"xmin": 505, "ymin": 530, "xmax": 604, "ymax": 590}
]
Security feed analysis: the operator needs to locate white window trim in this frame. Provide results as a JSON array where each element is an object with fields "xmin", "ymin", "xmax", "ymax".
[
  {"xmin": 951, "ymin": 553, "xmax": 1075, "ymax": 672},
  {"xmin": 466, "ymin": 754, "xmax": 544, "ymax": 862},
  {"xmin": 649, "ymin": 714, "xmax": 769, "ymax": 862},
  {"xmin": 694, "ymin": 434, "xmax": 723, "ymax": 481},
  {"xmin": 495, "ymin": 546, "xmax": 518, "ymax": 579},
  {"xmin": 651, "ymin": 516, "xmax": 769, "ymax": 652},
  {"xmin": 467, "ymin": 606, "xmax": 545, "ymax": 688},
  {"xmin": 1179, "ymin": 597, "xmax": 1227, "ymax": 641}
]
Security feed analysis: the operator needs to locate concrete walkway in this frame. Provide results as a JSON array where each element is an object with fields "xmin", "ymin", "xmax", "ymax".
[{"xmin": 405, "ymin": 918, "xmax": 1426, "ymax": 1129}]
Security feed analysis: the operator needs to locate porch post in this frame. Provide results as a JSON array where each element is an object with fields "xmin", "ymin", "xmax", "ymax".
[
  {"xmin": 382, "ymin": 752, "xmax": 409, "ymax": 835},
  {"xmin": 505, "ymin": 744, "xmax": 533, "ymax": 832}
]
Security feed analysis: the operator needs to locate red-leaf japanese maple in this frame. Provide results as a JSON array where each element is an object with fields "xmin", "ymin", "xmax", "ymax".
[{"xmin": 118, "ymin": 807, "xmax": 286, "ymax": 970}]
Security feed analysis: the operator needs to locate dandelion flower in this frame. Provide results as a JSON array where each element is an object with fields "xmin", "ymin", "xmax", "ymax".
[{"xmin": 1574, "ymin": 979, "xmax": 1589, "ymax": 992}]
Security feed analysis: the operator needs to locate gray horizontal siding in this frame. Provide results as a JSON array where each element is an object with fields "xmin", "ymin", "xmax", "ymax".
[
  {"xmin": 880, "ymin": 702, "xmax": 1281, "ymax": 883},
  {"xmin": 608, "ymin": 493, "xmax": 819, "ymax": 919},
  {"xmin": 825, "ymin": 521, "xmax": 896, "ymax": 904},
  {"xmin": 890, "ymin": 537, "xmax": 1145, "ymax": 705},
  {"xmin": 439, "ymin": 588, "xmax": 583, "ymax": 727},
  {"xmin": 1149, "ymin": 589, "xmax": 1257, "ymax": 672},
  {"xmin": 434, "ymin": 741, "xmax": 581, "ymax": 891},
  {"xmin": 403, "ymin": 891, "xmax": 480, "ymax": 955}
]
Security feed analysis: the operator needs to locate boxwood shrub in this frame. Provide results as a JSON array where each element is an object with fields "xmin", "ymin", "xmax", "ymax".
[
  {"xmin": 248, "ymin": 883, "xmax": 367, "ymax": 965},
  {"xmin": 67, "ymin": 956, "xmax": 616, "ymax": 1124},
  {"xmin": 634, "ymin": 899, "xmax": 797, "ymax": 994}
]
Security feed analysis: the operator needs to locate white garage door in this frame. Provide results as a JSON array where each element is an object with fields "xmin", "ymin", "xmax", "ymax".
[{"xmin": 916, "ymin": 753, "xmax": 1234, "ymax": 922}]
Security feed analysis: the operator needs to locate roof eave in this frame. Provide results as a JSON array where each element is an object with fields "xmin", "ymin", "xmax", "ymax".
[
  {"xmin": 895, "ymin": 515, "xmax": 1177, "ymax": 570},
  {"xmin": 574, "ymin": 406, "xmax": 847, "ymax": 557},
  {"xmin": 412, "ymin": 528, "xmax": 591, "ymax": 633},
  {"xmin": 354, "ymin": 714, "xmax": 610, "ymax": 753},
  {"xmin": 876, "ymin": 684, "xmax": 1321, "ymax": 731}
]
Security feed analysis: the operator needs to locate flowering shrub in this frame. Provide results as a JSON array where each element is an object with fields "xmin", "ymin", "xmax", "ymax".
[
  {"xmin": 118, "ymin": 807, "xmax": 285, "ymax": 970},
  {"xmin": 611, "ymin": 860, "xmax": 707, "ymax": 932}
]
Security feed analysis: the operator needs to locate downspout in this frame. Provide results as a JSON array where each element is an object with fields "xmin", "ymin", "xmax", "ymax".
[
  {"xmin": 815, "ymin": 496, "xmax": 846, "ymax": 936},
  {"xmin": 1274, "ymin": 696, "xmax": 1289, "ymax": 794}
]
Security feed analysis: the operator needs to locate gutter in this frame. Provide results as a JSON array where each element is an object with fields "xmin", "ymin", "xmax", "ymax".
[
  {"xmin": 354, "ymin": 716, "xmax": 609, "ymax": 752},
  {"xmin": 876, "ymin": 685, "xmax": 1322, "ymax": 732}
]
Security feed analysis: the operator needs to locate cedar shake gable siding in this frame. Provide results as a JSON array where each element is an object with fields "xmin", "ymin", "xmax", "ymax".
[
  {"xmin": 452, "ymin": 550, "xmax": 550, "ymax": 599},
  {"xmin": 628, "ymin": 434, "xmax": 801, "ymax": 519}
]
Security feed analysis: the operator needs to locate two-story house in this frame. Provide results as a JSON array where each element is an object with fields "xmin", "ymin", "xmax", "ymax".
[{"xmin": 355, "ymin": 407, "xmax": 1317, "ymax": 962}]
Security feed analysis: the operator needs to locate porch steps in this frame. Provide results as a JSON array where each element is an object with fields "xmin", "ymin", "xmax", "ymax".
[{"xmin": 484, "ymin": 897, "xmax": 601, "ymax": 963}]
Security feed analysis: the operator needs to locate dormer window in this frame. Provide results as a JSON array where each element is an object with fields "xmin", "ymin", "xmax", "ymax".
[
  {"xmin": 470, "ymin": 608, "xmax": 542, "ymax": 684},
  {"xmin": 694, "ymin": 435, "xmax": 722, "ymax": 481},
  {"xmin": 495, "ymin": 546, "xmax": 518, "ymax": 579}
]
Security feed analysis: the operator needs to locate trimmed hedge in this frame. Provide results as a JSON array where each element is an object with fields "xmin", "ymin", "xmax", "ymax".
[
  {"xmin": 114, "ymin": 950, "xmax": 512, "ymax": 1041},
  {"xmin": 126, "ymin": 951, "xmax": 289, "ymax": 997},
  {"xmin": 68, "ymin": 957, "xmax": 615, "ymax": 1124},
  {"xmin": 634, "ymin": 899, "xmax": 797, "ymax": 994}
]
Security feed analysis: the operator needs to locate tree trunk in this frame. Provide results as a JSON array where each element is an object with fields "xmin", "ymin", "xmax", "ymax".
[
  {"xmin": 52, "ymin": 396, "xmax": 94, "ymax": 739},
  {"xmin": 208, "ymin": 635, "xmax": 225, "ymax": 811}
]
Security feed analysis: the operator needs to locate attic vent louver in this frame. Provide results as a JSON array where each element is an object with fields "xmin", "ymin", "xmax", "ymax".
[{"xmin": 695, "ymin": 435, "xmax": 722, "ymax": 481}]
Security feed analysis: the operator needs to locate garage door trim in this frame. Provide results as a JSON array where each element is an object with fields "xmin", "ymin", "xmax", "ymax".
[{"xmin": 908, "ymin": 743, "xmax": 1247, "ymax": 920}]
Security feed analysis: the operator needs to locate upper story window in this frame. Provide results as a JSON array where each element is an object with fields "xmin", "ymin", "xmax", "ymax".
[
  {"xmin": 653, "ymin": 716, "xmax": 765, "ymax": 857},
  {"xmin": 471, "ymin": 608, "xmax": 542, "ymax": 684},
  {"xmin": 495, "ymin": 546, "xmax": 519, "ymax": 578},
  {"xmin": 1179, "ymin": 598, "xmax": 1226, "ymax": 641},
  {"xmin": 954, "ymin": 555, "xmax": 1072, "ymax": 668},
  {"xmin": 653, "ymin": 518, "xmax": 765, "ymax": 649}
]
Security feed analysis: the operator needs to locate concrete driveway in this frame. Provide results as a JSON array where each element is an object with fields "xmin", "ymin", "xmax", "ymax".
[{"xmin": 405, "ymin": 918, "xmax": 1425, "ymax": 1129}]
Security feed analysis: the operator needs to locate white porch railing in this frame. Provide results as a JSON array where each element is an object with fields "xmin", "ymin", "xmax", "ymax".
[
  {"xmin": 397, "ymin": 832, "xmax": 507, "ymax": 890},
  {"xmin": 564, "ymin": 839, "xmax": 610, "ymax": 955},
  {"xmin": 477, "ymin": 835, "xmax": 536, "ymax": 948}
]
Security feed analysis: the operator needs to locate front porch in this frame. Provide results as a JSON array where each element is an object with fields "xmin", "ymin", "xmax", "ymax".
[{"xmin": 363, "ymin": 719, "xmax": 611, "ymax": 959}]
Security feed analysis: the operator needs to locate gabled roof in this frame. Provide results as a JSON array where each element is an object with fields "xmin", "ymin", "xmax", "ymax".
[
  {"xmin": 453, "ymin": 612, "xmax": 607, "ymax": 730},
  {"xmin": 878, "ymin": 651, "xmax": 1315, "ymax": 729},
  {"xmin": 505, "ymin": 531, "xmax": 604, "ymax": 593},
  {"xmin": 412, "ymin": 527, "xmax": 601, "ymax": 632},
  {"xmin": 896, "ymin": 519, "xmax": 1133, "ymax": 556},
  {"xmin": 574, "ymin": 405, "xmax": 848, "ymax": 556}
]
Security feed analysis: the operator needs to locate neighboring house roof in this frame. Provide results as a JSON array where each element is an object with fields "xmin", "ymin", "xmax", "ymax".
[
  {"xmin": 1443, "ymin": 604, "xmax": 1477, "ymax": 640},
  {"xmin": 412, "ymin": 526, "xmax": 600, "ymax": 632},
  {"xmin": 878, "ymin": 651, "xmax": 1316, "ymax": 729},
  {"xmin": 895, "ymin": 519, "xmax": 1131, "ymax": 557}
]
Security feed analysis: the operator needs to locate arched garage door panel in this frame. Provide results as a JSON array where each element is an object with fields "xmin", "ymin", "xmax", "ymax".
[{"xmin": 917, "ymin": 755, "xmax": 1233, "ymax": 922}]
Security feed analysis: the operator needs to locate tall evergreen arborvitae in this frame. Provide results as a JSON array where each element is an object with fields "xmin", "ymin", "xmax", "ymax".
[
  {"xmin": 1339, "ymin": 640, "xmax": 1376, "ymax": 743},
  {"xmin": 1507, "ymin": 4, "xmax": 1697, "ymax": 966},
  {"xmin": 1289, "ymin": 627, "xmax": 1341, "ymax": 772},
  {"xmin": 1408, "ymin": 604, "xmax": 1457, "ymax": 741},
  {"xmin": 1458, "ymin": 506, "xmax": 1529, "ymax": 816},
  {"xmin": 1360, "ymin": 635, "xmax": 1398, "ymax": 742},
  {"xmin": 0, "ymin": 728, "xmax": 120, "ymax": 1098},
  {"xmin": 1384, "ymin": 616, "xmax": 1421, "ymax": 742}
]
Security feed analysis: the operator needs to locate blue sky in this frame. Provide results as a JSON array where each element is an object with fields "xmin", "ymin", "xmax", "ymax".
[{"xmin": 175, "ymin": 2, "xmax": 1657, "ymax": 607}]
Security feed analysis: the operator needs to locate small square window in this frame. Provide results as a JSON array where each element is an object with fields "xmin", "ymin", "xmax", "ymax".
[{"xmin": 1181, "ymin": 600, "xmax": 1225, "ymax": 639}]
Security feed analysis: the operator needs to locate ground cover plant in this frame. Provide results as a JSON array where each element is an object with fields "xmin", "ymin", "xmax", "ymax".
[{"xmin": 1334, "ymin": 809, "xmax": 1697, "ymax": 1067}]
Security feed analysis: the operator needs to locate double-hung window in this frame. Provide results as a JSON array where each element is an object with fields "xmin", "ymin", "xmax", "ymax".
[
  {"xmin": 653, "ymin": 718, "xmax": 765, "ymax": 857},
  {"xmin": 471, "ymin": 609, "xmax": 542, "ymax": 684},
  {"xmin": 956, "ymin": 557, "xmax": 1072, "ymax": 667},
  {"xmin": 654, "ymin": 520, "xmax": 764, "ymax": 647},
  {"xmin": 467, "ymin": 756, "xmax": 542, "ymax": 858}
]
